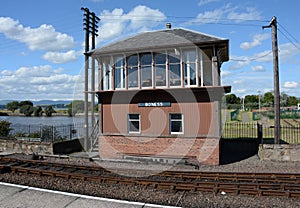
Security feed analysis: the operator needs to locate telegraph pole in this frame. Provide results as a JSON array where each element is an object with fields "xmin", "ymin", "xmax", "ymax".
[
  {"xmin": 81, "ymin": 7, "xmax": 100, "ymax": 150},
  {"xmin": 263, "ymin": 16, "xmax": 280, "ymax": 144}
]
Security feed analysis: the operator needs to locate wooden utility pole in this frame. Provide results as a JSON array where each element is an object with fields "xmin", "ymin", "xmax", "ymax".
[
  {"xmin": 263, "ymin": 16, "xmax": 280, "ymax": 144},
  {"xmin": 81, "ymin": 7, "xmax": 100, "ymax": 150}
]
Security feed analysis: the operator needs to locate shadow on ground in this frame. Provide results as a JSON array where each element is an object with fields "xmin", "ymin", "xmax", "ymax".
[{"xmin": 220, "ymin": 138, "xmax": 259, "ymax": 165}]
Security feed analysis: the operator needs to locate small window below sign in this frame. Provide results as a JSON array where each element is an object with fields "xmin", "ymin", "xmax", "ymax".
[
  {"xmin": 128, "ymin": 114, "xmax": 140, "ymax": 133},
  {"xmin": 170, "ymin": 113, "xmax": 183, "ymax": 134}
]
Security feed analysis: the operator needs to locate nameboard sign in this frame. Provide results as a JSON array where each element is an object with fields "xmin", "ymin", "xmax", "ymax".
[{"xmin": 138, "ymin": 102, "xmax": 171, "ymax": 107}]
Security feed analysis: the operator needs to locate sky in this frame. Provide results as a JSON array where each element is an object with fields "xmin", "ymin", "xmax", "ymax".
[{"xmin": 1, "ymin": 0, "xmax": 300, "ymax": 101}]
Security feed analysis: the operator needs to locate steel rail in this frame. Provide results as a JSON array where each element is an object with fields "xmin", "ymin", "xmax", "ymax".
[{"xmin": 0, "ymin": 157, "xmax": 299, "ymax": 198}]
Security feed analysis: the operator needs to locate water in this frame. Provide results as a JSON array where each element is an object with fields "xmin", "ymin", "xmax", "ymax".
[
  {"xmin": 0, "ymin": 116, "xmax": 94, "ymax": 141},
  {"xmin": 0, "ymin": 116, "xmax": 83, "ymax": 126}
]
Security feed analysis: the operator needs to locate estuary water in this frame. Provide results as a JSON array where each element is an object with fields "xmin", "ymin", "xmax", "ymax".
[
  {"xmin": 0, "ymin": 115, "xmax": 84, "ymax": 126},
  {"xmin": 0, "ymin": 116, "xmax": 93, "ymax": 140}
]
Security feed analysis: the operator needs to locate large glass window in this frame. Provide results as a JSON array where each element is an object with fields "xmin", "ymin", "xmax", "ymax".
[
  {"xmin": 127, "ymin": 54, "xmax": 139, "ymax": 88},
  {"xmin": 168, "ymin": 50, "xmax": 181, "ymax": 87},
  {"xmin": 114, "ymin": 56, "xmax": 125, "ymax": 89},
  {"xmin": 101, "ymin": 57, "xmax": 112, "ymax": 90},
  {"xmin": 183, "ymin": 50, "xmax": 197, "ymax": 86},
  {"xmin": 154, "ymin": 53, "xmax": 166, "ymax": 87},
  {"xmin": 170, "ymin": 113, "xmax": 183, "ymax": 134},
  {"xmin": 128, "ymin": 114, "xmax": 140, "ymax": 133},
  {"xmin": 140, "ymin": 53, "xmax": 152, "ymax": 88}
]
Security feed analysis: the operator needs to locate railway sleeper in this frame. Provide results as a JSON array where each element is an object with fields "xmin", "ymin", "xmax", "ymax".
[
  {"xmin": 174, "ymin": 184, "xmax": 196, "ymax": 192},
  {"xmin": 289, "ymin": 191, "xmax": 300, "ymax": 198},
  {"xmin": 260, "ymin": 190, "xmax": 288, "ymax": 197},
  {"xmin": 0, "ymin": 165, "xmax": 11, "ymax": 174},
  {"xmin": 283, "ymin": 185, "xmax": 300, "ymax": 191}
]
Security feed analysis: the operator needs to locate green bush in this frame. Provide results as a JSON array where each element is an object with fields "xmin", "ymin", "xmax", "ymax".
[{"xmin": 0, "ymin": 120, "xmax": 12, "ymax": 137}]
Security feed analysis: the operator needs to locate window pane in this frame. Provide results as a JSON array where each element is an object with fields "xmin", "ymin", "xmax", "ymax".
[
  {"xmin": 127, "ymin": 54, "xmax": 138, "ymax": 67},
  {"xmin": 183, "ymin": 50, "xmax": 196, "ymax": 62},
  {"xmin": 115, "ymin": 68, "xmax": 125, "ymax": 88},
  {"xmin": 128, "ymin": 114, "xmax": 140, "ymax": 133},
  {"xmin": 115, "ymin": 57, "xmax": 124, "ymax": 67},
  {"xmin": 154, "ymin": 53, "xmax": 166, "ymax": 65},
  {"xmin": 171, "ymin": 121, "xmax": 182, "ymax": 133},
  {"xmin": 170, "ymin": 114, "xmax": 183, "ymax": 134},
  {"xmin": 114, "ymin": 56, "xmax": 125, "ymax": 89},
  {"xmin": 128, "ymin": 66, "xmax": 138, "ymax": 88},
  {"xmin": 129, "ymin": 121, "xmax": 139, "ymax": 132},
  {"xmin": 170, "ymin": 114, "xmax": 182, "ymax": 119},
  {"xmin": 129, "ymin": 114, "xmax": 139, "ymax": 119},
  {"xmin": 156, "ymin": 65, "xmax": 166, "ymax": 87},
  {"xmin": 169, "ymin": 64, "xmax": 181, "ymax": 86},
  {"xmin": 140, "ymin": 53, "xmax": 152, "ymax": 65},
  {"xmin": 141, "ymin": 66, "xmax": 152, "ymax": 87},
  {"xmin": 102, "ymin": 57, "xmax": 112, "ymax": 90},
  {"xmin": 168, "ymin": 51, "xmax": 180, "ymax": 64},
  {"xmin": 184, "ymin": 63, "xmax": 196, "ymax": 85},
  {"xmin": 154, "ymin": 53, "xmax": 166, "ymax": 87}
]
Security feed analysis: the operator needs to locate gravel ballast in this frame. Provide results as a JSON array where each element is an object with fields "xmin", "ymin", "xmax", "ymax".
[{"xmin": 0, "ymin": 153, "xmax": 300, "ymax": 208}]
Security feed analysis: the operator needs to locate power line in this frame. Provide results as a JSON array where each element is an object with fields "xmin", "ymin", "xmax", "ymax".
[
  {"xmin": 277, "ymin": 22, "xmax": 300, "ymax": 44},
  {"xmin": 229, "ymin": 51, "xmax": 273, "ymax": 62}
]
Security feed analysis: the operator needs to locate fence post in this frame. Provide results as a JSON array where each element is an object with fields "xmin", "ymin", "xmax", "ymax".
[{"xmin": 257, "ymin": 123, "xmax": 263, "ymax": 144}]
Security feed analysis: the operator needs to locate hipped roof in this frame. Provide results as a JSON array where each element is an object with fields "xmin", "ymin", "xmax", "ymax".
[{"xmin": 91, "ymin": 28, "xmax": 229, "ymax": 61}]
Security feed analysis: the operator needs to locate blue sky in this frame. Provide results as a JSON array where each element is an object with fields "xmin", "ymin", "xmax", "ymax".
[{"xmin": 1, "ymin": 0, "xmax": 300, "ymax": 101}]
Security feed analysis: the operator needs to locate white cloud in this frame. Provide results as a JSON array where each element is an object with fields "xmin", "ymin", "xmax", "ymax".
[
  {"xmin": 240, "ymin": 33, "xmax": 270, "ymax": 50},
  {"xmin": 0, "ymin": 17, "xmax": 75, "ymax": 51},
  {"xmin": 251, "ymin": 65, "xmax": 266, "ymax": 72},
  {"xmin": 0, "ymin": 65, "xmax": 81, "ymax": 100},
  {"xmin": 43, "ymin": 50, "xmax": 79, "ymax": 64},
  {"xmin": 221, "ymin": 70, "xmax": 232, "ymax": 78},
  {"xmin": 188, "ymin": 4, "xmax": 262, "ymax": 25},
  {"xmin": 227, "ymin": 7, "xmax": 262, "ymax": 22},
  {"xmin": 198, "ymin": 0, "xmax": 220, "ymax": 6},
  {"xmin": 98, "ymin": 5, "xmax": 166, "ymax": 42},
  {"xmin": 283, "ymin": 81, "xmax": 299, "ymax": 89}
]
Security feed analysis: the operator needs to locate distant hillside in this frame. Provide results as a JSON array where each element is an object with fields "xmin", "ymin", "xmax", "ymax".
[{"xmin": 0, "ymin": 100, "xmax": 73, "ymax": 106}]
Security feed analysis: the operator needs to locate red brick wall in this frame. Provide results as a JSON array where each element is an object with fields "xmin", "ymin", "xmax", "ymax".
[{"xmin": 99, "ymin": 135, "xmax": 220, "ymax": 165}]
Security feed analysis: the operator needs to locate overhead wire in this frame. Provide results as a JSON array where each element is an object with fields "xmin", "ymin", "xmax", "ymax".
[{"xmin": 277, "ymin": 22, "xmax": 300, "ymax": 52}]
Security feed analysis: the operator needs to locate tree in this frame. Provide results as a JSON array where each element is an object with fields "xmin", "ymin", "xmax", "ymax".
[
  {"xmin": 262, "ymin": 92, "xmax": 274, "ymax": 107},
  {"xmin": 224, "ymin": 94, "xmax": 241, "ymax": 109},
  {"xmin": 19, "ymin": 100, "xmax": 33, "ymax": 107},
  {"xmin": 6, "ymin": 101, "xmax": 19, "ymax": 112},
  {"xmin": 244, "ymin": 95, "xmax": 258, "ymax": 110},
  {"xmin": 19, "ymin": 105, "xmax": 34, "ymax": 116},
  {"xmin": 34, "ymin": 106, "xmax": 43, "ymax": 117},
  {"xmin": 44, "ymin": 105, "xmax": 56, "ymax": 117},
  {"xmin": 287, "ymin": 96, "xmax": 299, "ymax": 106},
  {"xmin": 0, "ymin": 120, "xmax": 12, "ymax": 137},
  {"xmin": 225, "ymin": 94, "xmax": 240, "ymax": 104},
  {"xmin": 68, "ymin": 100, "xmax": 84, "ymax": 116}
]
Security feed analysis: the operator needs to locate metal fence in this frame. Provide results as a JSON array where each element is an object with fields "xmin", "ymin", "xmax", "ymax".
[
  {"xmin": 222, "ymin": 122, "xmax": 300, "ymax": 144},
  {"xmin": 9, "ymin": 122, "xmax": 88, "ymax": 143}
]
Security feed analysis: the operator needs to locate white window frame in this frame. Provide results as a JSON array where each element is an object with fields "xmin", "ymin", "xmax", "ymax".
[
  {"xmin": 140, "ymin": 52, "xmax": 153, "ymax": 89},
  {"xmin": 127, "ymin": 54, "xmax": 139, "ymax": 89},
  {"xmin": 169, "ymin": 113, "xmax": 184, "ymax": 134},
  {"xmin": 168, "ymin": 49, "xmax": 182, "ymax": 88},
  {"xmin": 114, "ymin": 55, "xmax": 126, "ymax": 90},
  {"xmin": 101, "ymin": 56, "xmax": 112, "ymax": 90},
  {"xmin": 154, "ymin": 51, "xmax": 167, "ymax": 88},
  {"xmin": 183, "ymin": 48, "xmax": 197, "ymax": 87}
]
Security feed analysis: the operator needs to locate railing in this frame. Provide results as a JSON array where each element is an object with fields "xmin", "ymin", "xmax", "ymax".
[
  {"xmin": 9, "ymin": 122, "xmax": 88, "ymax": 143},
  {"xmin": 222, "ymin": 121, "xmax": 300, "ymax": 144}
]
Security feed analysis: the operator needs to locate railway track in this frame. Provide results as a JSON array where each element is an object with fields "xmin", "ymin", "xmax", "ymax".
[{"xmin": 0, "ymin": 156, "xmax": 299, "ymax": 198}]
